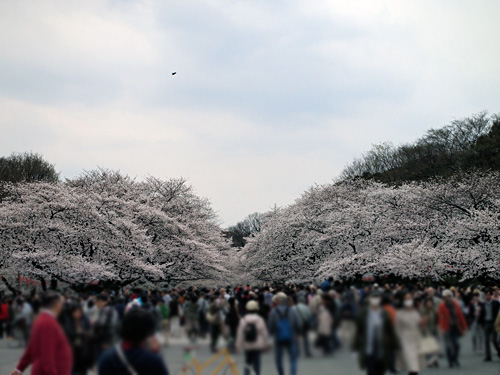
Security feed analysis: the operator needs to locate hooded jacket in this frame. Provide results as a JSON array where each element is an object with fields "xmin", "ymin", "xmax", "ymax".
[{"xmin": 235, "ymin": 313, "xmax": 269, "ymax": 352}]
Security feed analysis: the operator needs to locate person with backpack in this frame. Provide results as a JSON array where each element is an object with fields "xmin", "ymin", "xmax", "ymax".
[
  {"xmin": 268, "ymin": 292, "xmax": 302, "ymax": 375},
  {"xmin": 235, "ymin": 300, "xmax": 269, "ymax": 375}
]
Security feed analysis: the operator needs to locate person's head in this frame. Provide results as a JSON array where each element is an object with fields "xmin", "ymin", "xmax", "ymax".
[
  {"xmin": 485, "ymin": 289, "xmax": 493, "ymax": 302},
  {"xmin": 41, "ymin": 291, "xmax": 64, "ymax": 316},
  {"xmin": 493, "ymin": 287, "xmax": 499, "ymax": 296},
  {"xmin": 96, "ymin": 294, "xmax": 108, "ymax": 308},
  {"xmin": 69, "ymin": 303, "xmax": 83, "ymax": 320},
  {"xmin": 427, "ymin": 287, "xmax": 435, "ymax": 297},
  {"xmin": 121, "ymin": 308, "xmax": 156, "ymax": 345},
  {"xmin": 381, "ymin": 293, "xmax": 392, "ymax": 306},
  {"xmin": 442, "ymin": 289, "xmax": 453, "ymax": 302},
  {"xmin": 403, "ymin": 292, "xmax": 414, "ymax": 309},
  {"xmin": 472, "ymin": 292, "xmax": 480, "ymax": 302},
  {"xmin": 275, "ymin": 292, "xmax": 288, "ymax": 305},
  {"xmin": 321, "ymin": 294, "xmax": 332, "ymax": 306},
  {"xmin": 328, "ymin": 277, "xmax": 334, "ymax": 283},
  {"xmin": 424, "ymin": 297, "xmax": 434, "ymax": 310}
]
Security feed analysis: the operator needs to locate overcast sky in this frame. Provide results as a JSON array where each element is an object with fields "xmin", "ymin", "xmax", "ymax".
[{"xmin": 1, "ymin": 0, "xmax": 499, "ymax": 226}]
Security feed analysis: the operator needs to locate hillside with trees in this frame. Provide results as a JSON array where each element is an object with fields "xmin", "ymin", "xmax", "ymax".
[{"xmin": 340, "ymin": 112, "xmax": 499, "ymax": 183}]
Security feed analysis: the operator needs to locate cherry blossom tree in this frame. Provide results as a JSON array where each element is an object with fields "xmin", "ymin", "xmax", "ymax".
[
  {"xmin": 0, "ymin": 169, "xmax": 232, "ymax": 289},
  {"xmin": 242, "ymin": 171, "xmax": 500, "ymax": 283}
]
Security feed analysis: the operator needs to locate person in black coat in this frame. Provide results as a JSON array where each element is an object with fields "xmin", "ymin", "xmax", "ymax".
[
  {"xmin": 480, "ymin": 289, "xmax": 500, "ymax": 361},
  {"xmin": 61, "ymin": 303, "xmax": 93, "ymax": 375},
  {"xmin": 225, "ymin": 297, "xmax": 240, "ymax": 353},
  {"xmin": 98, "ymin": 308, "xmax": 169, "ymax": 375}
]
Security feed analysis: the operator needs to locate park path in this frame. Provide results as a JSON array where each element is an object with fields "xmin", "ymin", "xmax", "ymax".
[{"xmin": 1, "ymin": 333, "xmax": 498, "ymax": 375}]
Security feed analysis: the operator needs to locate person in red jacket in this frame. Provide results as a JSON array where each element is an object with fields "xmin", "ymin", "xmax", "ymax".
[
  {"xmin": 0, "ymin": 297, "xmax": 9, "ymax": 338},
  {"xmin": 10, "ymin": 291, "xmax": 73, "ymax": 375},
  {"xmin": 438, "ymin": 289, "xmax": 468, "ymax": 368}
]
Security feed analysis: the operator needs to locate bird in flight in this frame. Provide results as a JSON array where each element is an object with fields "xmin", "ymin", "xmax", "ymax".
[{"xmin": 172, "ymin": 72, "xmax": 177, "ymax": 76}]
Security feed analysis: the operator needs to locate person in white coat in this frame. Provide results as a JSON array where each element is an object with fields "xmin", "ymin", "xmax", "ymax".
[
  {"xmin": 236, "ymin": 300, "xmax": 270, "ymax": 375},
  {"xmin": 396, "ymin": 292, "xmax": 424, "ymax": 375}
]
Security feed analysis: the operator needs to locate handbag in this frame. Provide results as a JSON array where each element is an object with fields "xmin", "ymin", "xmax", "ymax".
[
  {"xmin": 418, "ymin": 336, "xmax": 440, "ymax": 355},
  {"xmin": 206, "ymin": 311, "xmax": 216, "ymax": 324}
]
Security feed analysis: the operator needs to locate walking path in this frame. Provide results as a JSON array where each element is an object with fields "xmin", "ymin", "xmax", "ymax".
[{"xmin": 0, "ymin": 333, "xmax": 498, "ymax": 375}]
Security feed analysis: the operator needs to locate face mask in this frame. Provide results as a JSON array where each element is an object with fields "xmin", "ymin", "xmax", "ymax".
[
  {"xmin": 404, "ymin": 300, "xmax": 413, "ymax": 308},
  {"xmin": 370, "ymin": 297, "xmax": 381, "ymax": 307}
]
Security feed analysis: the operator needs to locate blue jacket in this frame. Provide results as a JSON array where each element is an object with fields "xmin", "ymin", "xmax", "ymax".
[
  {"xmin": 320, "ymin": 280, "xmax": 331, "ymax": 292},
  {"xmin": 268, "ymin": 305, "xmax": 302, "ymax": 343}
]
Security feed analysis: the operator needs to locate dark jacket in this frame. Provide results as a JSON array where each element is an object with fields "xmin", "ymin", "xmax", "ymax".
[
  {"xmin": 479, "ymin": 300, "xmax": 500, "ymax": 323},
  {"xmin": 352, "ymin": 307, "xmax": 399, "ymax": 371},
  {"xmin": 468, "ymin": 302, "xmax": 485, "ymax": 325},
  {"xmin": 98, "ymin": 345, "xmax": 169, "ymax": 375}
]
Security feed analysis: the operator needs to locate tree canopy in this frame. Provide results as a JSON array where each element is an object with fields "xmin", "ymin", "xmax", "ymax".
[
  {"xmin": 0, "ymin": 169, "xmax": 232, "ymax": 289},
  {"xmin": 340, "ymin": 112, "xmax": 500, "ymax": 182},
  {"xmin": 0, "ymin": 152, "xmax": 59, "ymax": 184}
]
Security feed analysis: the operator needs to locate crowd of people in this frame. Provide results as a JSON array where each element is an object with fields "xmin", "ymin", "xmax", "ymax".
[{"xmin": 1, "ymin": 278, "xmax": 500, "ymax": 375}]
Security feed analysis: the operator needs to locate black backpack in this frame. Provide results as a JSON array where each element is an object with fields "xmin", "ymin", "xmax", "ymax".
[{"xmin": 244, "ymin": 320, "xmax": 258, "ymax": 342}]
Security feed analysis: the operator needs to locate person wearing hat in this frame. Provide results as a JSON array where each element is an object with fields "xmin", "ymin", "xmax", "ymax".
[
  {"xmin": 352, "ymin": 290, "xmax": 399, "ymax": 375},
  {"xmin": 437, "ymin": 289, "xmax": 468, "ymax": 367},
  {"xmin": 235, "ymin": 300, "xmax": 269, "ymax": 375}
]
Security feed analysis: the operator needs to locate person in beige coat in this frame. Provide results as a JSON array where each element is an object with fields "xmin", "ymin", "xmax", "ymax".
[
  {"xmin": 236, "ymin": 300, "xmax": 270, "ymax": 375},
  {"xmin": 316, "ymin": 295, "xmax": 334, "ymax": 355},
  {"xmin": 495, "ymin": 310, "xmax": 500, "ymax": 334},
  {"xmin": 396, "ymin": 293, "xmax": 424, "ymax": 375}
]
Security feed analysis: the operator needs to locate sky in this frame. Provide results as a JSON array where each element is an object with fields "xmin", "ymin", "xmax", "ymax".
[{"xmin": 1, "ymin": 0, "xmax": 500, "ymax": 226}]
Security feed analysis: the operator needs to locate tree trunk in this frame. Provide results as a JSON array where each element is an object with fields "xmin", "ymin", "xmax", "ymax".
[{"xmin": 1, "ymin": 276, "xmax": 18, "ymax": 295}]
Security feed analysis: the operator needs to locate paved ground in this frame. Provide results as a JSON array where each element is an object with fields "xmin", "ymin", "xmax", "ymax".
[{"xmin": 1, "ymin": 333, "xmax": 499, "ymax": 375}]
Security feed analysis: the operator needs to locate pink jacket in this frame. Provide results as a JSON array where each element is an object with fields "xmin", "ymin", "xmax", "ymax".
[{"xmin": 236, "ymin": 313, "xmax": 270, "ymax": 352}]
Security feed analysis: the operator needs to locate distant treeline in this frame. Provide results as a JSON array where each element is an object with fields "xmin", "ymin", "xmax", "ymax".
[{"xmin": 340, "ymin": 112, "xmax": 500, "ymax": 183}]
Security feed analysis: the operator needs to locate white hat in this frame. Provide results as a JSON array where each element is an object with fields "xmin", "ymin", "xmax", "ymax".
[
  {"xmin": 442, "ymin": 289, "xmax": 453, "ymax": 298},
  {"xmin": 246, "ymin": 300, "xmax": 259, "ymax": 312}
]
